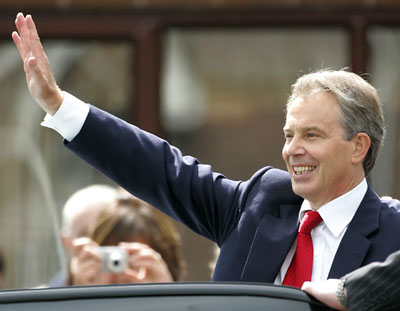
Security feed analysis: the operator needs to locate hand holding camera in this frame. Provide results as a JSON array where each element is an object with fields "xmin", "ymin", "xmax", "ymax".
[
  {"xmin": 115, "ymin": 242, "xmax": 173, "ymax": 283},
  {"xmin": 70, "ymin": 238, "xmax": 172, "ymax": 285},
  {"xmin": 70, "ymin": 237, "xmax": 104, "ymax": 285},
  {"xmin": 99, "ymin": 246, "xmax": 128, "ymax": 274}
]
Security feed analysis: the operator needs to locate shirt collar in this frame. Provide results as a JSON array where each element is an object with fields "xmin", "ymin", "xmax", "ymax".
[{"xmin": 299, "ymin": 179, "xmax": 368, "ymax": 237}]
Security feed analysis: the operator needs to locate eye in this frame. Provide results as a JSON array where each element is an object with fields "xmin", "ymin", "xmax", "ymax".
[
  {"xmin": 284, "ymin": 133, "xmax": 293, "ymax": 141},
  {"xmin": 306, "ymin": 132, "xmax": 318, "ymax": 139}
]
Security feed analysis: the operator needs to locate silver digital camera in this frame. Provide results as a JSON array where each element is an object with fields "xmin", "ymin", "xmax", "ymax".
[{"xmin": 99, "ymin": 246, "xmax": 128, "ymax": 273}]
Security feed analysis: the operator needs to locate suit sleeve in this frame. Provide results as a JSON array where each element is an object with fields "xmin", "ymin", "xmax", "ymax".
[
  {"xmin": 65, "ymin": 105, "xmax": 248, "ymax": 244},
  {"xmin": 344, "ymin": 249, "xmax": 400, "ymax": 311}
]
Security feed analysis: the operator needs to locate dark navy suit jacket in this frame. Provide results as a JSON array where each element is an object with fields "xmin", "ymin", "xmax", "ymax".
[{"xmin": 66, "ymin": 106, "xmax": 400, "ymax": 283}]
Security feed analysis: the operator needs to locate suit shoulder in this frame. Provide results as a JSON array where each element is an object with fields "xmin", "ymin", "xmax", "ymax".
[
  {"xmin": 243, "ymin": 167, "xmax": 301, "ymax": 203},
  {"xmin": 254, "ymin": 167, "xmax": 293, "ymax": 191},
  {"xmin": 250, "ymin": 166, "xmax": 290, "ymax": 184},
  {"xmin": 380, "ymin": 200, "xmax": 400, "ymax": 223},
  {"xmin": 380, "ymin": 197, "xmax": 400, "ymax": 212}
]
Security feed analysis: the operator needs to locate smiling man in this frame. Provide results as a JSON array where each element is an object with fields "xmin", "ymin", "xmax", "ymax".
[
  {"xmin": 283, "ymin": 91, "xmax": 369, "ymax": 208},
  {"xmin": 282, "ymin": 80, "xmax": 374, "ymax": 210},
  {"xmin": 12, "ymin": 13, "xmax": 400, "ymax": 288},
  {"xmin": 274, "ymin": 73, "xmax": 385, "ymax": 286}
]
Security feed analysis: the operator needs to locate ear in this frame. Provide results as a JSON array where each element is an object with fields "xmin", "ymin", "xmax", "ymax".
[{"xmin": 351, "ymin": 133, "xmax": 371, "ymax": 165}]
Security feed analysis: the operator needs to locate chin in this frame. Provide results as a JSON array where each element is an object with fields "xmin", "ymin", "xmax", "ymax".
[{"xmin": 291, "ymin": 185, "xmax": 314, "ymax": 199}]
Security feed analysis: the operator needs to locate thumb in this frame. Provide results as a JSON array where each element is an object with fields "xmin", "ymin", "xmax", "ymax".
[
  {"xmin": 27, "ymin": 56, "xmax": 63, "ymax": 115},
  {"xmin": 27, "ymin": 56, "xmax": 47, "ymax": 87}
]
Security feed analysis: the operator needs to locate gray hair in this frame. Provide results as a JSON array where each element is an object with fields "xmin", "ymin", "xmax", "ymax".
[
  {"xmin": 62, "ymin": 184, "xmax": 117, "ymax": 237},
  {"xmin": 287, "ymin": 69, "xmax": 385, "ymax": 177}
]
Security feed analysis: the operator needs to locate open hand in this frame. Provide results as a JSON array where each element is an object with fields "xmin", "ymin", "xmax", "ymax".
[{"xmin": 12, "ymin": 13, "xmax": 63, "ymax": 115}]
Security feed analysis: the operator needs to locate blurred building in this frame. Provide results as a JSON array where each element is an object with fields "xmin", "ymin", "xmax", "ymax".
[{"xmin": 0, "ymin": 0, "xmax": 399, "ymax": 288}]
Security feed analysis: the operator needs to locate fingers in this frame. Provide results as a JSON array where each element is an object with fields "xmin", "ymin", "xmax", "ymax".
[
  {"xmin": 119, "ymin": 242, "xmax": 158, "ymax": 255},
  {"xmin": 26, "ymin": 15, "xmax": 41, "ymax": 45},
  {"xmin": 13, "ymin": 12, "xmax": 64, "ymax": 115},
  {"xmin": 13, "ymin": 14, "xmax": 32, "ymax": 83},
  {"xmin": 26, "ymin": 15, "xmax": 51, "ymax": 71},
  {"xmin": 13, "ymin": 14, "xmax": 44, "ymax": 85},
  {"xmin": 11, "ymin": 31, "xmax": 27, "ymax": 61},
  {"xmin": 70, "ymin": 238, "xmax": 103, "ymax": 285},
  {"xmin": 15, "ymin": 14, "xmax": 49, "ymax": 76},
  {"xmin": 301, "ymin": 281, "xmax": 315, "ymax": 294},
  {"xmin": 119, "ymin": 242, "xmax": 173, "ymax": 283},
  {"xmin": 15, "ymin": 13, "xmax": 25, "ymax": 37},
  {"xmin": 119, "ymin": 242, "xmax": 162, "ymax": 264},
  {"xmin": 116, "ymin": 268, "xmax": 146, "ymax": 284},
  {"xmin": 301, "ymin": 279, "xmax": 347, "ymax": 310},
  {"xmin": 71, "ymin": 237, "xmax": 98, "ymax": 257},
  {"xmin": 15, "ymin": 13, "xmax": 32, "ymax": 60}
]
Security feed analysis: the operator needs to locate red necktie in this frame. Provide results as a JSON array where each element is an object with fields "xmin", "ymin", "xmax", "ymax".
[{"xmin": 282, "ymin": 210, "xmax": 323, "ymax": 288}]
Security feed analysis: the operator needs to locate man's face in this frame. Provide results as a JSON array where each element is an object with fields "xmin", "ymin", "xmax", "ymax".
[{"xmin": 282, "ymin": 92, "xmax": 362, "ymax": 208}]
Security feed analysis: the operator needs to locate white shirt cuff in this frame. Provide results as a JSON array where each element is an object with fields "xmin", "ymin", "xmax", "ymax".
[{"xmin": 41, "ymin": 91, "xmax": 90, "ymax": 142}]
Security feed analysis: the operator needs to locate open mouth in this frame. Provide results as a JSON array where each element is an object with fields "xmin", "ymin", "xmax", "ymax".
[{"xmin": 293, "ymin": 166, "xmax": 316, "ymax": 175}]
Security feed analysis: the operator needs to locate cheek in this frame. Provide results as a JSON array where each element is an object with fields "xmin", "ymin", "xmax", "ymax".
[{"xmin": 318, "ymin": 153, "xmax": 344, "ymax": 179}]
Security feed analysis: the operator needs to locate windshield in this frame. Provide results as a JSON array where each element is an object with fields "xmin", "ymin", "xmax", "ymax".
[{"xmin": 1, "ymin": 24, "xmax": 399, "ymax": 290}]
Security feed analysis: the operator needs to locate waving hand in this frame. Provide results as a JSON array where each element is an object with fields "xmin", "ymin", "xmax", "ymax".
[{"xmin": 12, "ymin": 13, "xmax": 63, "ymax": 115}]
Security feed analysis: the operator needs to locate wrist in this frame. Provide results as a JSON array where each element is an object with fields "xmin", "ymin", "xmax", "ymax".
[
  {"xmin": 336, "ymin": 277, "xmax": 348, "ymax": 308},
  {"xmin": 46, "ymin": 87, "xmax": 64, "ymax": 115},
  {"xmin": 39, "ymin": 86, "xmax": 64, "ymax": 115}
]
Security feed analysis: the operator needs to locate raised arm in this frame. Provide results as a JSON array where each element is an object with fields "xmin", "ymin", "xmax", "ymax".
[{"xmin": 12, "ymin": 13, "xmax": 63, "ymax": 115}]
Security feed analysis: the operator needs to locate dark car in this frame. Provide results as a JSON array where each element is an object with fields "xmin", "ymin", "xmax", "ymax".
[{"xmin": 0, "ymin": 282, "xmax": 330, "ymax": 311}]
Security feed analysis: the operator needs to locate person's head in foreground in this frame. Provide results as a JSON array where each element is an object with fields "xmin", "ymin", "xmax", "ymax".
[{"xmin": 70, "ymin": 191, "xmax": 185, "ymax": 285}]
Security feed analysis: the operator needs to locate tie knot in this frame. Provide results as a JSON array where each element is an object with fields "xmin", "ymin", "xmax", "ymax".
[{"xmin": 299, "ymin": 211, "xmax": 322, "ymax": 234}]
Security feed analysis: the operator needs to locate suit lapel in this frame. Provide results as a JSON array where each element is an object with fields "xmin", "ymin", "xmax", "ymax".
[
  {"xmin": 241, "ymin": 203, "xmax": 299, "ymax": 283},
  {"xmin": 329, "ymin": 187, "xmax": 380, "ymax": 278},
  {"xmin": 328, "ymin": 226, "xmax": 372, "ymax": 278}
]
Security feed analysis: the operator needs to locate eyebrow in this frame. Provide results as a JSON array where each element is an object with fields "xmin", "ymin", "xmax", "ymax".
[{"xmin": 283, "ymin": 126, "xmax": 326, "ymax": 135}]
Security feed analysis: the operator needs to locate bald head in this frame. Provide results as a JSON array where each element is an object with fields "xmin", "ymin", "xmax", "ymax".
[{"xmin": 61, "ymin": 185, "xmax": 117, "ymax": 238}]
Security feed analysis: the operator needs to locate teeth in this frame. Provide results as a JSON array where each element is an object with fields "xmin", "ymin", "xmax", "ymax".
[{"xmin": 293, "ymin": 166, "xmax": 316, "ymax": 175}]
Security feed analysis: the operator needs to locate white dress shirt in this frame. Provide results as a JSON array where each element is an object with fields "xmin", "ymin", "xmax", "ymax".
[
  {"xmin": 43, "ymin": 92, "xmax": 368, "ymax": 285},
  {"xmin": 274, "ymin": 179, "xmax": 368, "ymax": 284},
  {"xmin": 41, "ymin": 92, "xmax": 89, "ymax": 142}
]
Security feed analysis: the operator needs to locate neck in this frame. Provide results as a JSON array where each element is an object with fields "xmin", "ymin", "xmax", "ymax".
[{"xmin": 309, "ymin": 175, "xmax": 366, "ymax": 210}]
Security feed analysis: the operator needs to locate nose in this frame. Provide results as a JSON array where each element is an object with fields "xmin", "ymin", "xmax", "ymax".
[{"xmin": 283, "ymin": 135, "xmax": 306, "ymax": 158}]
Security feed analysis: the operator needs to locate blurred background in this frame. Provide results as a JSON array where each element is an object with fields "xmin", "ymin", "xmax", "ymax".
[{"xmin": 0, "ymin": 0, "xmax": 399, "ymax": 289}]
